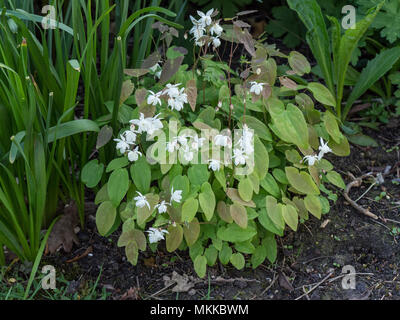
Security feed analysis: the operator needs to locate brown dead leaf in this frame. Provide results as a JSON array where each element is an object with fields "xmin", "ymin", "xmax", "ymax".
[
  {"xmin": 120, "ymin": 287, "xmax": 139, "ymax": 300},
  {"xmin": 47, "ymin": 201, "xmax": 80, "ymax": 254},
  {"xmin": 163, "ymin": 271, "xmax": 196, "ymax": 293},
  {"xmin": 278, "ymin": 272, "xmax": 294, "ymax": 292},
  {"xmin": 144, "ymin": 257, "xmax": 156, "ymax": 267}
]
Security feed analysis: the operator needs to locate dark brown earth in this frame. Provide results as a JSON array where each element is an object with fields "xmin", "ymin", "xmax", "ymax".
[{"xmin": 41, "ymin": 121, "xmax": 400, "ymax": 301}]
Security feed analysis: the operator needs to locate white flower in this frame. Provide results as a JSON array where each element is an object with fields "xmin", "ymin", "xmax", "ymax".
[
  {"xmin": 210, "ymin": 23, "xmax": 223, "ymax": 36},
  {"xmin": 214, "ymin": 134, "xmax": 232, "ymax": 148},
  {"xmin": 303, "ymin": 155, "xmax": 319, "ymax": 166},
  {"xmin": 191, "ymin": 135, "xmax": 206, "ymax": 150},
  {"xmin": 147, "ymin": 90, "xmax": 162, "ymax": 106},
  {"xmin": 237, "ymin": 125, "xmax": 254, "ymax": 155},
  {"xmin": 127, "ymin": 146, "xmax": 142, "ymax": 162},
  {"xmin": 155, "ymin": 200, "xmax": 168, "ymax": 214},
  {"xmin": 177, "ymin": 135, "xmax": 188, "ymax": 147},
  {"xmin": 212, "ymin": 37, "xmax": 221, "ymax": 48},
  {"xmin": 208, "ymin": 159, "xmax": 221, "ymax": 171},
  {"xmin": 114, "ymin": 134, "xmax": 132, "ymax": 154},
  {"xmin": 123, "ymin": 130, "xmax": 137, "ymax": 144},
  {"xmin": 146, "ymin": 113, "xmax": 164, "ymax": 135},
  {"xmin": 249, "ymin": 82, "xmax": 265, "ymax": 95},
  {"xmin": 134, "ymin": 191, "xmax": 150, "ymax": 209},
  {"xmin": 318, "ymin": 138, "xmax": 332, "ymax": 160},
  {"xmin": 182, "ymin": 146, "xmax": 194, "ymax": 162},
  {"xmin": 130, "ymin": 113, "xmax": 147, "ymax": 133},
  {"xmin": 166, "ymin": 139, "xmax": 179, "ymax": 153},
  {"xmin": 164, "ymin": 83, "xmax": 181, "ymax": 98},
  {"xmin": 170, "ymin": 187, "xmax": 183, "ymax": 203},
  {"xmin": 197, "ymin": 9, "xmax": 214, "ymax": 26},
  {"xmin": 147, "ymin": 228, "xmax": 169, "ymax": 244},
  {"xmin": 232, "ymin": 148, "xmax": 248, "ymax": 166}
]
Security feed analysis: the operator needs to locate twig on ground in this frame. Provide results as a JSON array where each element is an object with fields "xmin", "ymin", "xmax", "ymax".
[
  {"xmin": 66, "ymin": 246, "xmax": 93, "ymax": 263},
  {"xmin": 295, "ymin": 272, "xmax": 334, "ymax": 300},
  {"xmin": 260, "ymin": 272, "xmax": 277, "ymax": 296},
  {"xmin": 344, "ymin": 173, "xmax": 379, "ymax": 220}
]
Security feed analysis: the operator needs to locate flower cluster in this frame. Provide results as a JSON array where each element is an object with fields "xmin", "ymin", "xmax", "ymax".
[
  {"xmin": 114, "ymin": 113, "xmax": 163, "ymax": 162},
  {"xmin": 189, "ymin": 9, "xmax": 223, "ymax": 49},
  {"xmin": 303, "ymin": 138, "xmax": 333, "ymax": 166},
  {"xmin": 133, "ymin": 187, "xmax": 183, "ymax": 244},
  {"xmin": 147, "ymin": 83, "xmax": 188, "ymax": 112},
  {"xmin": 232, "ymin": 125, "xmax": 254, "ymax": 166},
  {"xmin": 166, "ymin": 133, "xmax": 206, "ymax": 162}
]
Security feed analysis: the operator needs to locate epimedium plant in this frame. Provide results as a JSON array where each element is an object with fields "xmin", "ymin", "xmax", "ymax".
[{"xmin": 83, "ymin": 9, "xmax": 349, "ymax": 277}]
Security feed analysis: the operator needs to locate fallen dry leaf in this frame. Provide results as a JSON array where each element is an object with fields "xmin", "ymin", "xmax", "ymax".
[
  {"xmin": 278, "ymin": 272, "xmax": 294, "ymax": 292},
  {"xmin": 163, "ymin": 271, "xmax": 196, "ymax": 293},
  {"xmin": 47, "ymin": 201, "xmax": 80, "ymax": 254}
]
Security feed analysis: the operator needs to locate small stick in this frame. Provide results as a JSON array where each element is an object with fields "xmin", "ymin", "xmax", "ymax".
[
  {"xmin": 66, "ymin": 246, "xmax": 93, "ymax": 263},
  {"xmin": 295, "ymin": 272, "xmax": 334, "ymax": 300},
  {"xmin": 343, "ymin": 174, "xmax": 379, "ymax": 220}
]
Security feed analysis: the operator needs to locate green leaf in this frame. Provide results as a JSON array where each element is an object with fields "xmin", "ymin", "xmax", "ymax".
[
  {"xmin": 241, "ymin": 116, "xmax": 272, "ymax": 141},
  {"xmin": 217, "ymin": 224, "xmax": 257, "ymax": 243},
  {"xmin": 81, "ymin": 160, "xmax": 104, "ymax": 188},
  {"xmin": 304, "ymin": 194, "xmax": 322, "ymax": 219},
  {"xmin": 188, "ymin": 164, "xmax": 210, "ymax": 186},
  {"xmin": 254, "ymin": 136, "xmax": 270, "ymax": 180},
  {"xmin": 285, "ymin": 166, "xmax": 320, "ymax": 195},
  {"xmin": 287, "ymin": 0, "xmax": 334, "ymax": 93},
  {"xmin": 269, "ymin": 102, "xmax": 309, "ymax": 149},
  {"xmin": 344, "ymin": 47, "xmax": 400, "ymax": 118},
  {"xmin": 137, "ymin": 194, "xmax": 159, "ymax": 225},
  {"xmin": 183, "ymin": 218, "xmax": 200, "ymax": 246},
  {"xmin": 204, "ymin": 246, "xmax": 218, "ymax": 266},
  {"xmin": 324, "ymin": 111, "xmax": 343, "ymax": 143},
  {"xmin": 260, "ymin": 173, "xmax": 281, "ymax": 198},
  {"xmin": 326, "ymin": 171, "xmax": 346, "ymax": 189},
  {"xmin": 230, "ymin": 253, "xmax": 245, "ymax": 270},
  {"xmin": 130, "ymin": 157, "xmax": 151, "ymax": 193},
  {"xmin": 251, "ymin": 245, "xmax": 267, "ymax": 269},
  {"xmin": 263, "ymin": 233, "xmax": 277, "ymax": 263},
  {"xmin": 106, "ymin": 157, "xmax": 129, "ymax": 173},
  {"xmin": 219, "ymin": 243, "xmax": 232, "ymax": 265},
  {"xmin": 96, "ymin": 201, "xmax": 117, "ymax": 236},
  {"xmin": 194, "ymin": 255, "xmax": 207, "ymax": 278},
  {"xmin": 336, "ymin": 2, "xmax": 384, "ymax": 111},
  {"xmin": 347, "ymin": 134, "xmax": 378, "ymax": 147},
  {"xmin": 238, "ymin": 178, "xmax": 253, "ymax": 202},
  {"xmin": 108, "ymin": 168, "xmax": 129, "ymax": 207},
  {"xmin": 230, "ymin": 203, "xmax": 248, "ymax": 229},
  {"xmin": 258, "ymin": 208, "xmax": 284, "ymax": 236},
  {"xmin": 282, "ymin": 204, "xmax": 298, "ymax": 231},
  {"xmin": 265, "ymin": 196, "xmax": 285, "ymax": 230},
  {"xmin": 181, "ymin": 198, "xmax": 199, "ymax": 222},
  {"xmin": 166, "ymin": 224, "xmax": 183, "ymax": 252},
  {"xmin": 307, "ymin": 82, "xmax": 336, "ymax": 108},
  {"xmin": 199, "ymin": 182, "xmax": 216, "ymax": 221}
]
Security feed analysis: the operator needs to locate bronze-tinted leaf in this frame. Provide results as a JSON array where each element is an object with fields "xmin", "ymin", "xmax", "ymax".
[
  {"xmin": 186, "ymin": 79, "xmax": 197, "ymax": 112},
  {"xmin": 166, "ymin": 224, "xmax": 183, "ymax": 252},
  {"xmin": 279, "ymin": 76, "xmax": 298, "ymax": 90},
  {"xmin": 159, "ymin": 56, "xmax": 184, "ymax": 84},
  {"xmin": 183, "ymin": 218, "xmax": 200, "ymax": 246},
  {"xmin": 96, "ymin": 125, "xmax": 113, "ymax": 149}
]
